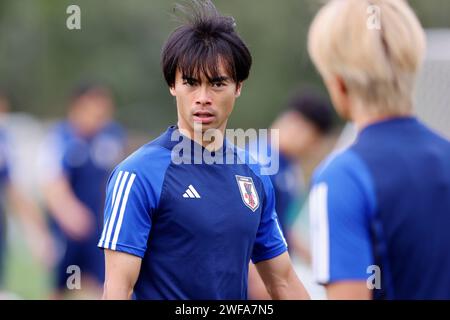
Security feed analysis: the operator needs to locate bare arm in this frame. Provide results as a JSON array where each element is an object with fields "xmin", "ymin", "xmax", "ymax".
[
  {"xmin": 42, "ymin": 175, "xmax": 93, "ymax": 240},
  {"xmin": 103, "ymin": 249, "xmax": 142, "ymax": 300},
  {"xmin": 326, "ymin": 281, "xmax": 371, "ymax": 300},
  {"xmin": 255, "ymin": 251, "xmax": 310, "ymax": 300},
  {"xmin": 248, "ymin": 262, "xmax": 271, "ymax": 300}
]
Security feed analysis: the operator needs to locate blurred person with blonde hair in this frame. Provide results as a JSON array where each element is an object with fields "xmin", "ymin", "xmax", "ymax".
[{"xmin": 308, "ymin": 0, "xmax": 450, "ymax": 299}]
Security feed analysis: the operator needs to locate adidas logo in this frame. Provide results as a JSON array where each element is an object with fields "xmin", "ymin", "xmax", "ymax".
[{"xmin": 183, "ymin": 185, "xmax": 201, "ymax": 198}]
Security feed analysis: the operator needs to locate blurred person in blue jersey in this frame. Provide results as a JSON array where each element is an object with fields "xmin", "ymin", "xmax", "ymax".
[
  {"xmin": 98, "ymin": 0, "xmax": 309, "ymax": 300},
  {"xmin": 248, "ymin": 91, "xmax": 335, "ymax": 299},
  {"xmin": 308, "ymin": 0, "xmax": 450, "ymax": 299},
  {"xmin": 266, "ymin": 91, "xmax": 335, "ymax": 258},
  {"xmin": 39, "ymin": 83, "xmax": 127, "ymax": 299},
  {"xmin": 0, "ymin": 90, "xmax": 55, "ymax": 297}
]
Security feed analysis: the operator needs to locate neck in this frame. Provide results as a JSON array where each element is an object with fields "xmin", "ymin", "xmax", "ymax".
[
  {"xmin": 351, "ymin": 101, "xmax": 413, "ymax": 132},
  {"xmin": 177, "ymin": 121, "xmax": 227, "ymax": 151}
]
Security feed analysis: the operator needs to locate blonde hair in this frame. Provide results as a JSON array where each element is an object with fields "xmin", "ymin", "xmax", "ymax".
[{"xmin": 308, "ymin": 0, "xmax": 426, "ymax": 115}]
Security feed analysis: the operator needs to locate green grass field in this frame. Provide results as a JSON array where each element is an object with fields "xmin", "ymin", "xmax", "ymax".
[{"xmin": 3, "ymin": 222, "xmax": 52, "ymax": 299}]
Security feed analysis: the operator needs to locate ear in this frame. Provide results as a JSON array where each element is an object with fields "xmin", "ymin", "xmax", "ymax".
[
  {"xmin": 326, "ymin": 75, "xmax": 351, "ymax": 120},
  {"xmin": 169, "ymin": 86, "xmax": 176, "ymax": 97},
  {"xmin": 336, "ymin": 75, "xmax": 348, "ymax": 96},
  {"xmin": 235, "ymin": 82, "xmax": 243, "ymax": 98}
]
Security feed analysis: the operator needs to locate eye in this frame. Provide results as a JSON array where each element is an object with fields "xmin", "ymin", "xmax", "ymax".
[
  {"xmin": 211, "ymin": 82, "xmax": 225, "ymax": 88},
  {"xmin": 183, "ymin": 78, "xmax": 197, "ymax": 87}
]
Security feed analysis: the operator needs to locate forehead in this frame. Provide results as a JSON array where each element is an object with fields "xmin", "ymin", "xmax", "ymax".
[{"xmin": 176, "ymin": 55, "xmax": 234, "ymax": 82}]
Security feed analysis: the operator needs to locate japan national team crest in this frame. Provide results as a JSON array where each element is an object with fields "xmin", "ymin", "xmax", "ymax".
[{"xmin": 235, "ymin": 175, "xmax": 260, "ymax": 212}]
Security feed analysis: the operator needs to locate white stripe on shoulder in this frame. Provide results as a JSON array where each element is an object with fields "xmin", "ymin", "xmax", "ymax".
[
  {"xmin": 98, "ymin": 215, "xmax": 110, "ymax": 247},
  {"xmin": 111, "ymin": 171, "xmax": 124, "ymax": 206},
  {"xmin": 309, "ymin": 183, "xmax": 330, "ymax": 283},
  {"xmin": 104, "ymin": 171, "xmax": 129, "ymax": 249},
  {"xmin": 111, "ymin": 173, "xmax": 137, "ymax": 250},
  {"xmin": 99, "ymin": 170, "xmax": 124, "ymax": 247}
]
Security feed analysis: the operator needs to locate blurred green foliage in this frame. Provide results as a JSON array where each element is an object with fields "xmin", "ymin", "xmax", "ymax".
[{"xmin": 0, "ymin": 0, "xmax": 449, "ymax": 135}]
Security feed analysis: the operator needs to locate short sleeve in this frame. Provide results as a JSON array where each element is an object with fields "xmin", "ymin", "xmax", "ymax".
[
  {"xmin": 309, "ymin": 150, "xmax": 376, "ymax": 284},
  {"xmin": 251, "ymin": 175, "xmax": 288, "ymax": 263},
  {"xmin": 97, "ymin": 146, "xmax": 172, "ymax": 258},
  {"xmin": 98, "ymin": 168, "xmax": 152, "ymax": 258}
]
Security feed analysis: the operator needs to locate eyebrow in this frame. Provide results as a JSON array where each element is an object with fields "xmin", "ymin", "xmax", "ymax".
[
  {"xmin": 182, "ymin": 75, "xmax": 230, "ymax": 83},
  {"xmin": 210, "ymin": 76, "xmax": 230, "ymax": 83},
  {"xmin": 182, "ymin": 76, "xmax": 199, "ymax": 83}
]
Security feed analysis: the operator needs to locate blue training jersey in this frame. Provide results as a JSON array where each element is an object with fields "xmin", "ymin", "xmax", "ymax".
[
  {"xmin": 248, "ymin": 141, "xmax": 303, "ymax": 245},
  {"xmin": 41, "ymin": 121, "xmax": 126, "ymax": 229},
  {"xmin": 271, "ymin": 151, "xmax": 303, "ymax": 235},
  {"xmin": 98, "ymin": 126, "xmax": 287, "ymax": 300},
  {"xmin": 310, "ymin": 117, "xmax": 450, "ymax": 299}
]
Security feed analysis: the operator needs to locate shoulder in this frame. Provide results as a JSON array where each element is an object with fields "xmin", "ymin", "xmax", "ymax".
[
  {"xmin": 417, "ymin": 121, "xmax": 450, "ymax": 151},
  {"xmin": 40, "ymin": 121, "xmax": 71, "ymax": 154},
  {"xmin": 313, "ymin": 148, "xmax": 369, "ymax": 184},
  {"xmin": 114, "ymin": 141, "xmax": 172, "ymax": 180},
  {"xmin": 107, "ymin": 141, "xmax": 173, "ymax": 208},
  {"xmin": 101, "ymin": 121, "xmax": 127, "ymax": 138},
  {"xmin": 50, "ymin": 121, "xmax": 70, "ymax": 135},
  {"xmin": 311, "ymin": 147, "xmax": 377, "ymax": 215},
  {"xmin": 44, "ymin": 121, "xmax": 72, "ymax": 145}
]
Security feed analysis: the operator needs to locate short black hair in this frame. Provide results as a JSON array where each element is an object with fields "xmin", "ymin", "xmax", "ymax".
[
  {"xmin": 69, "ymin": 82, "xmax": 112, "ymax": 104},
  {"xmin": 287, "ymin": 91, "xmax": 335, "ymax": 134},
  {"xmin": 161, "ymin": 0, "xmax": 252, "ymax": 87}
]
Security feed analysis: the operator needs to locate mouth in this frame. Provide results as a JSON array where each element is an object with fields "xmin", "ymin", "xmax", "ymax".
[{"xmin": 193, "ymin": 110, "xmax": 216, "ymax": 125}]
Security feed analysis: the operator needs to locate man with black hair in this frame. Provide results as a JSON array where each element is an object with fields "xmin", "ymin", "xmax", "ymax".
[
  {"xmin": 248, "ymin": 90, "xmax": 335, "ymax": 299},
  {"xmin": 99, "ymin": 0, "xmax": 309, "ymax": 300},
  {"xmin": 39, "ymin": 83, "xmax": 126, "ymax": 298},
  {"xmin": 270, "ymin": 91, "xmax": 334, "ymax": 248}
]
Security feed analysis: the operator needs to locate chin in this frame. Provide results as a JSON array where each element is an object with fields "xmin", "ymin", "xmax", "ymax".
[{"xmin": 193, "ymin": 122, "xmax": 217, "ymax": 132}]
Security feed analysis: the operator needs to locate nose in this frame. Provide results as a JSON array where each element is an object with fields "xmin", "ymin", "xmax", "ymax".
[{"xmin": 195, "ymin": 85, "xmax": 212, "ymax": 106}]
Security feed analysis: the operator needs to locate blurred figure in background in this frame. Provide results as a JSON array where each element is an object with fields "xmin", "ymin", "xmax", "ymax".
[
  {"xmin": 0, "ymin": 90, "xmax": 55, "ymax": 298},
  {"xmin": 308, "ymin": 0, "xmax": 450, "ymax": 299},
  {"xmin": 248, "ymin": 90, "xmax": 335, "ymax": 299},
  {"xmin": 38, "ymin": 83, "xmax": 127, "ymax": 299}
]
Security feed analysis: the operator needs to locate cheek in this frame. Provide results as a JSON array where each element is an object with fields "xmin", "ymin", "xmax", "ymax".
[
  {"xmin": 291, "ymin": 123, "xmax": 315, "ymax": 150},
  {"xmin": 177, "ymin": 94, "xmax": 192, "ymax": 113},
  {"xmin": 219, "ymin": 92, "xmax": 236, "ymax": 114}
]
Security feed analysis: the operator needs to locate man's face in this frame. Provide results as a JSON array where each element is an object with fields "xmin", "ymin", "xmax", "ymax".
[
  {"xmin": 169, "ymin": 61, "xmax": 242, "ymax": 136},
  {"xmin": 69, "ymin": 93, "xmax": 114, "ymax": 137},
  {"xmin": 278, "ymin": 111, "xmax": 320, "ymax": 158}
]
